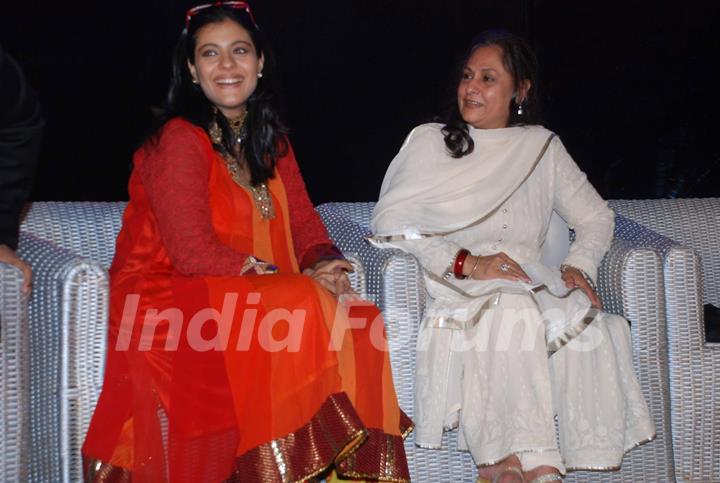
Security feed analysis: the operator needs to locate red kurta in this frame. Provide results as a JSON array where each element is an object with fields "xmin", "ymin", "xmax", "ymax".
[{"xmin": 82, "ymin": 118, "xmax": 411, "ymax": 482}]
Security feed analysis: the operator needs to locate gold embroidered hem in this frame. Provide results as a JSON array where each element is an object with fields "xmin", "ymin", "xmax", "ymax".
[
  {"xmin": 400, "ymin": 411, "xmax": 415, "ymax": 440},
  {"xmin": 335, "ymin": 430, "xmax": 411, "ymax": 482},
  {"xmin": 83, "ymin": 392, "xmax": 411, "ymax": 483},
  {"xmin": 228, "ymin": 392, "xmax": 411, "ymax": 482},
  {"xmin": 83, "ymin": 458, "xmax": 131, "ymax": 483}
]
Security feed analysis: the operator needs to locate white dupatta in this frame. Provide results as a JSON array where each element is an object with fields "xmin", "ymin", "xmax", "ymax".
[
  {"xmin": 370, "ymin": 123, "xmax": 597, "ymax": 354},
  {"xmin": 370, "ymin": 123, "xmax": 554, "ymax": 240}
]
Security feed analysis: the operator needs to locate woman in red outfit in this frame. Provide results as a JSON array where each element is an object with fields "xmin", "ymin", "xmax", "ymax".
[{"xmin": 81, "ymin": 3, "xmax": 411, "ymax": 482}]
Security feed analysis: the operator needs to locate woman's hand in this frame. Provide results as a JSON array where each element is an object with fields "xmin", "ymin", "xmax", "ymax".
[
  {"xmin": 303, "ymin": 259, "xmax": 357, "ymax": 297},
  {"xmin": 463, "ymin": 252, "xmax": 531, "ymax": 283},
  {"xmin": 240, "ymin": 256, "xmax": 278, "ymax": 275},
  {"xmin": 0, "ymin": 244, "xmax": 32, "ymax": 294},
  {"xmin": 561, "ymin": 266, "xmax": 603, "ymax": 310}
]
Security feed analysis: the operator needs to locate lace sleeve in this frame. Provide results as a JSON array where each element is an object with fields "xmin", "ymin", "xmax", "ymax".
[
  {"xmin": 552, "ymin": 137, "xmax": 615, "ymax": 283},
  {"xmin": 137, "ymin": 119, "xmax": 251, "ymax": 276}
]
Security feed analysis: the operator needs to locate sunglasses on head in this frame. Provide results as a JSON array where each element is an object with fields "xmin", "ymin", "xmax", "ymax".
[{"xmin": 185, "ymin": 1, "xmax": 259, "ymax": 30}]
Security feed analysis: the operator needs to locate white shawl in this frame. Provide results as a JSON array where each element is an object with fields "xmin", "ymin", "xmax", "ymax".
[{"xmin": 371, "ymin": 123, "xmax": 554, "ymax": 239}]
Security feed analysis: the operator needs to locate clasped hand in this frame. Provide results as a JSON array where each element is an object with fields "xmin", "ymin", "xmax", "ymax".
[
  {"xmin": 463, "ymin": 252, "xmax": 602, "ymax": 309},
  {"xmin": 302, "ymin": 259, "xmax": 357, "ymax": 298},
  {"xmin": 242, "ymin": 255, "xmax": 356, "ymax": 298}
]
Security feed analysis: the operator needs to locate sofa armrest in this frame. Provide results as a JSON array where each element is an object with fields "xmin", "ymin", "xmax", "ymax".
[
  {"xmin": 598, "ymin": 237, "xmax": 664, "ymax": 320},
  {"xmin": 653, "ymin": 234, "xmax": 719, "ymax": 481},
  {"xmin": 0, "ymin": 262, "xmax": 30, "ymax": 482},
  {"xmin": 17, "ymin": 232, "xmax": 109, "ymax": 483},
  {"xmin": 589, "ymin": 215, "xmax": 678, "ymax": 481},
  {"xmin": 599, "ymin": 214, "xmax": 676, "ymax": 316}
]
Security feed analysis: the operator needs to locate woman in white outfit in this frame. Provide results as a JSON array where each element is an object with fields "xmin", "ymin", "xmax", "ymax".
[{"xmin": 370, "ymin": 31, "xmax": 655, "ymax": 483}]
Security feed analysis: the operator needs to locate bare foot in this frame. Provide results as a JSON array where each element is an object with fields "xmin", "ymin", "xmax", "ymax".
[
  {"xmin": 477, "ymin": 455, "xmax": 524, "ymax": 482},
  {"xmin": 523, "ymin": 465, "xmax": 561, "ymax": 482}
]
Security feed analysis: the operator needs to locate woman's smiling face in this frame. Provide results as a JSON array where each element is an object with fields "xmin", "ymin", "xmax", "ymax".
[
  {"xmin": 188, "ymin": 18, "xmax": 264, "ymax": 118},
  {"xmin": 457, "ymin": 45, "xmax": 523, "ymax": 129}
]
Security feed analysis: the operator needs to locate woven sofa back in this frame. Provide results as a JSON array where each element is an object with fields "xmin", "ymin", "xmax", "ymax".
[
  {"xmin": 20, "ymin": 202, "xmax": 127, "ymax": 269},
  {"xmin": 610, "ymin": 198, "xmax": 720, "ymax": 306},
  {"xmin": 17, "ymin": 198, "xmax": 719, "ymax": 306}
]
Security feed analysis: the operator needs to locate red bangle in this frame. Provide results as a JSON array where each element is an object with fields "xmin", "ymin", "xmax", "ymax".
[{"xmin": 453, "ymin": 249, "xmax": 470, "ymax": 279}]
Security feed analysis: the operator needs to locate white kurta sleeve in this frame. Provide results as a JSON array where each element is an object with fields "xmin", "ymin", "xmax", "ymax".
[
  {"xmin": 392, "ymin": 237, "xmax": 464, "ymax": 279},
  {"xmin": 551, "ymin": 138, "xmax": 615, "ymax": 283}
]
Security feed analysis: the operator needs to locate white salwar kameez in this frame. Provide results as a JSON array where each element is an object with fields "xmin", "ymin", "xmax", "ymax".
[{"xmin": 371, "ymin": 124, "xmax": 655, "ymax": 473}]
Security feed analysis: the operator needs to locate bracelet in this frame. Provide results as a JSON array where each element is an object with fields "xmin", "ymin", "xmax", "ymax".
[
  {"xmin": 468, "ymin": 256, "xmax": 482, "ymax": 279},
  {"xmin": 560, "ymin": 264, "xmax": 596, "ymax": 291},
  {"xmin": 241, "ymin": 255, "xmax": 278, "ymax": 275},
  {"xmin": 240, "ymin": 255, "xmax": 261, "ymax": 275},
  {"xmin": 453, "ymin": 248, "xmax": 470, "ymax": 279}
]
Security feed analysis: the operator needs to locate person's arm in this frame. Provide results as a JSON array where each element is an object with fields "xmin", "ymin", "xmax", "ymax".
[
  {"xmin": 552, "ymin": 137, "xmax": 615, "ymax": 285},
  {"xmin": 0, "ymin": 48, "xmax": 44, "ymax": 293},
  {"xmin": 0, "ymin": 49, "xmax": 43, "ymax": 251},
  {"xmin": 137, "ymin": 120, "xmax": 256, "ymax": 276},
  {"xmin": 392, "ymin": 237, "xmax": 464, "ymax": 279},
  {"xmin": 275, "ymin": 142, "xmax": 345, "ymax": 270}
]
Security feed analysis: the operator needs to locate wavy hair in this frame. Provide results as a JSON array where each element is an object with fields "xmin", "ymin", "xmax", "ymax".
[
  {"xmin": 151, "ymin": 4, "xmax": 287, "ymax": 185},
  {"xmin": 442, "ymin": 30, "xmax": 542, "ymax": 158}
]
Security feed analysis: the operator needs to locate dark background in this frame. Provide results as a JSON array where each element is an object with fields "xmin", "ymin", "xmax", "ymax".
[{"xmin": 2, "ymin": 1, "xmax": 719, "ymax": 204}]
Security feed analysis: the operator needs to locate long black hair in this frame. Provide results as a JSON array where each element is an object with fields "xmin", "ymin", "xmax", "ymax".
[
  {"xmin": 152, "ymin": 4, "xmax": 287, "ymax": 186},
  {"xmin": 442, "ymin": 30, "xmax": 541, "ymax": 158}
]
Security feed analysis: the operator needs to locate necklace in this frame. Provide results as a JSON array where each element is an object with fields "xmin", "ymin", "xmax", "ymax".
[
  {"xmin": 209, "ymin": 110, "xmax": 275, "ymax": 220},
  {"xmin": 222, "ymin": 157, "xmax": 276, "ymax": 220},
  {"xmin": 209, "ymin": 109, "xmax": 247, "ymax": 146},
  {"xmin": 228, "ymin": 111, "xmax": 247, "ymax": 144}
]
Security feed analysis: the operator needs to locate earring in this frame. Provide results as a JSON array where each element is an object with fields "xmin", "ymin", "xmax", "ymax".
[
  {"xmin": 517, "ymin": 102, "xmax": 524, "ymax": 116},
  {"xmin": 192, "ymin": 78, "xmax": 199, "ymax": 84},
  {"xmin": 257, "ymin": 72, "xmax": 263, "ymax": 78}
]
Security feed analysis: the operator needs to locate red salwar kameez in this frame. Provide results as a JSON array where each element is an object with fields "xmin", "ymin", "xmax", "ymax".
[{"xmin": 82, "ymin": 118, "xmax": 412, "ymax": 482}]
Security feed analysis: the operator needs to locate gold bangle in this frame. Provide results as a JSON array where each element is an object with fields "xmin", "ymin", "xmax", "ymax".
[
  {"xmin": 468, "ymin": 256, "xmax": 482, "ymax": 279},
  {"xmin": 560, "ymin": 264, "xmax": 596, "ymax": 291}
]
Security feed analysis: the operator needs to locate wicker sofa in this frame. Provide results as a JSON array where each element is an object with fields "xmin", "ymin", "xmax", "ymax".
[{"xmin": 0, "ymin": 198, "xmax": 717, "ymax": 482}]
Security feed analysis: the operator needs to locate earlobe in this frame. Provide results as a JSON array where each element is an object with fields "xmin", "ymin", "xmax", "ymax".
[
  {"xmin": 187, "ymin": 60, "xmax": 198, "ymax": 84},
  {"xmin": 517, "ymin": 79, "xmax": 532, "ymax": 103}
]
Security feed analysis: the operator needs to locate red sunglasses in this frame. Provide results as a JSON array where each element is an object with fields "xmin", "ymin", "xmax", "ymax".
[{"xmin": 185, "ymin": 1, "xmax": 259, "ymax": 30}]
